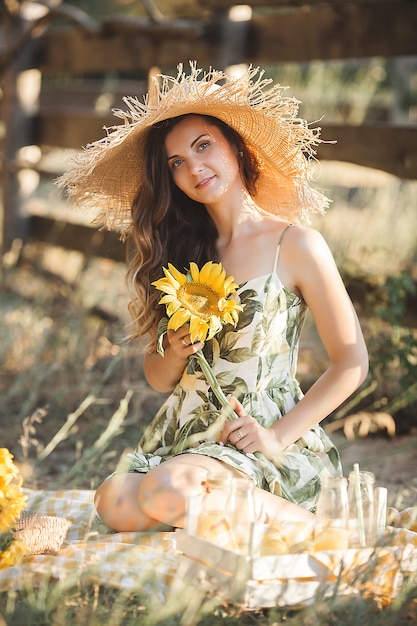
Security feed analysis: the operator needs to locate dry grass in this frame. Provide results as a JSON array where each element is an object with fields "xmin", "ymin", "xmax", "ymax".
[
  {"xmin": 0, "ymin": 243, "xmax": 161, "ymax": 490},
  {"xmin": 311, "ymin": 162, "xmax": 417, "ymax": 278}
]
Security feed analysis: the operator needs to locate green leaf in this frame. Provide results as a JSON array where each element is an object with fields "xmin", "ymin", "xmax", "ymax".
[
  {"xmin": 164, "ymin": 413, "xmax": 178, "ymax": 446},
  {"xmin": 328, "ymin": 446, "xmax": 342, "ymax": 471},
  {"xmin": 223, "ymin": 347, "xmax": 254, "ymax": 364},
  {"xmin": 215, "ymin": 374, "xmax": 249, "ymax": 397},
  {"xmin": 156, "ymin": 317, "xmax": 169, "ymax": 356},
  {"xmin": 277, "ymin": 464, "xmax": 301, "ymax": 487},
  {"xmin": 218, "ymin": 332, "xmax": 241, "ymax": 353},
  {"xmin": 196, "ymin": 389, "xmax": 210, "ymax": 402},
  {"xmin": 237, "ymin": 303, "xmax": 262, "ymax": 330},
  {"xmin": 294, "ymin": 476, "xmax": 321, "ymax": 503}
]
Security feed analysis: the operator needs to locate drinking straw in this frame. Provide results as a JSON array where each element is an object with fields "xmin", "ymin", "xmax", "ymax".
[
  {"xmin": 375, "ymin": 487, "xmax": 387, "ymax": 537},
  {"xmin": 353, "ymin": 463, "xmax": 366, "ymax": 547}
]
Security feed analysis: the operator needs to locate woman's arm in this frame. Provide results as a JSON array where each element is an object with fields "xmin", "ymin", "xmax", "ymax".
[
  {"xmin": 143, "ymin": 329, "xmax": 204, "ymax": 393},
  {"xmin": 271, "ymin": 225, "xmax": 368, "ymax": 447},
  {"xmin": 220, "ymin": 225, "xmax": 369, "ymax": 455}
]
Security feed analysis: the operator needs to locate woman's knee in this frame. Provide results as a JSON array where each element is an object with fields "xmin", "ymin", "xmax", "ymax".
[
  {"xmin": 136, "ymin": 456, "xmax": 213, "ymax": 527},
  {"xmin": 94, "ymin": 472, "xmax": 149, "ymax": 531},
  {"xmin": 94, "ymin": 474, "xmax": 123, "ymax": 524}
]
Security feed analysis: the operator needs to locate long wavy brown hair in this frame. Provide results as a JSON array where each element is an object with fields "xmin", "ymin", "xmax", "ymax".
[{"xmin": 126, "ymin": 114, "xmax": 260, "ymax": 347}]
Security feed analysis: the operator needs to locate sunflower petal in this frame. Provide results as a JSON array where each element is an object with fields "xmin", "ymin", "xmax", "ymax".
[
  {"xmin": 222, "ymin": 311, "xmax": 239, "ymax": 325},
  {"xmin": 223, "ymin": 276, "xmax": 239, "ymax": 294},
  {"xmin": 167, "ymin": 263, "xmax": 187, "ymax": 286},
  {"xmin": 152, "ymin": 277, "xmax": 177, "ymax": 295},
  {"xmin": 158, "ymin": 294, "xmax": 176, "ymax": 305},
  {"xmin": 166, "ymin": 300, "xmax": 182, "ymax": 317},
  {"xmin": 168, "ymin": 308, "xmax": 191, "ymax": 330},
  {"xmin": 206, "ymin": 316, "xmax": 222, "ymax": 340},
  {"xmin": 211, "ymin": 272, "xmax": 228, "ymax": 295},
  {"xmin": 230, "ymin": 310, "xmax": 240, "ymax": 324},
  {"xmin": 189, "ymin": 262, "xmax": 200, "ymax": 283},
  {"xmin": 199, "ymin": 261, "xmax": 215, "ymax": 284},
  {"xmin": 158, "ymin": 295, "xmax": 182, "ymax": 317},
  {"xmin": 189, "ymin": 316, "xmax": 208, "ymax": 343}
]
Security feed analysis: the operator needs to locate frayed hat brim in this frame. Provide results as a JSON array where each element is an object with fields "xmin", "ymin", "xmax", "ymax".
[{"xmin": 57, "ymin": 63, "xmax": 330, "ymax": 233}]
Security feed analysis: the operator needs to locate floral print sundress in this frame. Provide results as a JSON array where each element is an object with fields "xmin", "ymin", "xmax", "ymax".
[{"xmin": 128, "ymin": 226, "xmax": 342, "ymax": 511}]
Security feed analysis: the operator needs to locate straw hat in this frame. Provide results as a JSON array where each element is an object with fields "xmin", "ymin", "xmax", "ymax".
[{"xmin": 58, "ymin": 62, "xmax": 330, "ymax": 234}]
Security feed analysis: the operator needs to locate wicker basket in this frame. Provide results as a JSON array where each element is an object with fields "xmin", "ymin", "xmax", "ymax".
[{"xmin": 16, "ymin": 514, "xmax": 71, "ymax": 555}]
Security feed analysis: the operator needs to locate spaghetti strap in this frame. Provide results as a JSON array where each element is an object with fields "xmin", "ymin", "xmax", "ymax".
[{"xmin": 272, "ymin": 223, "xmax": 293, "ymax": 274}]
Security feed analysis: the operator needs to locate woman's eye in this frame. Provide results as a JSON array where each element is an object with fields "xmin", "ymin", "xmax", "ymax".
[
  {"xmin": 171, "ymin": 159, "xmax": 183, "ymax": 169},
  {"xmin": 198, "ymin": 141, "xmax": 209, "ymax": 151}
]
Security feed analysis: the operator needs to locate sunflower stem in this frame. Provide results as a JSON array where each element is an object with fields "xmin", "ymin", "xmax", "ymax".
[
  {"xmin": 193, "ymin": 350, "xmax": 237, "ymax": 421},
  {"xmin": 193, "ymin": 349, "xmax": 275, "ymax": 475}
]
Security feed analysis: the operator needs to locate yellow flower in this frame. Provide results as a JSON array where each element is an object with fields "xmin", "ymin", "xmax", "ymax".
[
  {"xmin": 0, "ymin": 533, "xmax": 26, "ymax": 569},
  {"xmin": 0, "ymin": 492, "xmax": 28, "ymax": 534},
  {"xmin": 0, "ymin": 449, "xmax": 28, "ymax": 566},
  {"xmin": 153, "ymin": 261, "xmax": 242, "ymax": 343},
  {"xmin": 0, "ymin": 449, "xmax": 27, "ymax": 533}
]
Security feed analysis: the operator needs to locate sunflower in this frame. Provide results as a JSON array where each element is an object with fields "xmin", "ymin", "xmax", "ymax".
[
  {"xmin": 152, "ymin": 261, "xmax": 242, "ymax": 343},
  {"xmin": 0, "ymin": 449, "xmax": 28, "ymax": 568},
  {"xmin": 0, "ymin": 532, "xmax": 26, "ymax": 570},
  {"xmin": 0, "ymin": 449, "xmax": 27, "ymax": 533}
]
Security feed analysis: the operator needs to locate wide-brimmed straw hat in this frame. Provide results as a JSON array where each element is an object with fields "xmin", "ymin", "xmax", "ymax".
[{"xmin": 58, "ymin": 62, "xmax": 330, "ymax": 233}]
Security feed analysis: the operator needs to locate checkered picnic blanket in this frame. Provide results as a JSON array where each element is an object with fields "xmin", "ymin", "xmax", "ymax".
[
  {"xmin": 0, "ymin": 489, "xmax": 177, "ymax": 594},
  {"xmin": 2, "ymin": 489, "xmax": 417, "ymax": 608}
]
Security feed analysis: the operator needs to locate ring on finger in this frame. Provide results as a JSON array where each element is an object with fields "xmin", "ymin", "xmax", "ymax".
[
  {"xmin": 236, "ymin": 429, "xmax": 243, "ymax": 441},
  {"xmin": 182, "ymin": 337, "xmax": 191, "ymax": 347}
]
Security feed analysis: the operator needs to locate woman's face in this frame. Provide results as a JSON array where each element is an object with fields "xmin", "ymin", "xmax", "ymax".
[{"xmin": 164, "ymin": 115, "xmax": 243, "ymax": 205}]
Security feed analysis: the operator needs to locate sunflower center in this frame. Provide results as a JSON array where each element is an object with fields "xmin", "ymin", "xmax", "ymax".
[{"xmin": 178, "ymin": 284, "xmax": 220, "ymax": 320}]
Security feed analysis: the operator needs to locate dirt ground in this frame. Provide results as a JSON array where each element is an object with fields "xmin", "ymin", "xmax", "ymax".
[{"xmin": 335, "ymin": 430, "xmax": 417, "ymax": 510}]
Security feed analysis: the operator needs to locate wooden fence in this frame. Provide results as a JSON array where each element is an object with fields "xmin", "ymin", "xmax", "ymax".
[{"xmin": 1, "ymin": 0, "xmax": 417, "ymax": 260}]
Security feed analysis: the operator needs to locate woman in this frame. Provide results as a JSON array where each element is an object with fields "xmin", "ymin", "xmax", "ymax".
[{"xmin": 59, "ymin": 64, "xmax": 368, "ymax": 532}]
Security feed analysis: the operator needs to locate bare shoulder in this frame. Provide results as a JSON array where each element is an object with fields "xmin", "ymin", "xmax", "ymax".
[
  {"xmin": 286, "ymin": 223, "xmax": 327, "ymax": 247},
  {"xmin": 279, "ymin": 224, "xmax": 338, "ymax": 295},
  {"xmin": 283, "ymin": 223, "xmax": 332, "ymax": 264}
]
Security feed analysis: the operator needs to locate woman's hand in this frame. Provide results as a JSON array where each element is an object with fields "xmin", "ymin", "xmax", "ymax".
[
  {"xmin": 219, "ymin": 397, "xmax": 281, "ymax": 458},
  {"xmin": 144, "ymin": 326, "xmax": 203, "ymax": 393},
  {"xmin": 166, "ymin": 327, "xmax": 204, "ymax": 361}
]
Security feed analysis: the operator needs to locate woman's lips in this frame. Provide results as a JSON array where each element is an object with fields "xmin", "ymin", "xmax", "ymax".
[{"xmin": 195, "ymin": 176, "xmax": 215, "ymax": 189}]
